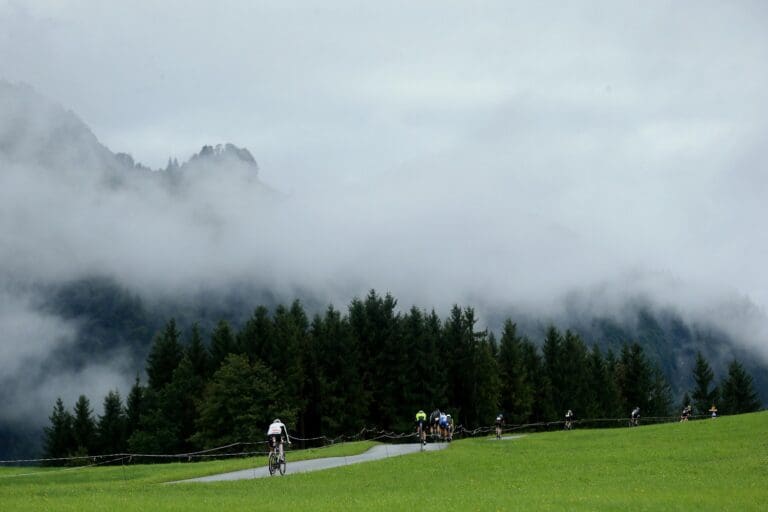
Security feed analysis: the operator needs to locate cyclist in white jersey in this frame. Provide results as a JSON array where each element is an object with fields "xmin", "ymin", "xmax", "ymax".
[{"xmin": 266, "ymin": 419, "xmax": 291, "ymax": 461}]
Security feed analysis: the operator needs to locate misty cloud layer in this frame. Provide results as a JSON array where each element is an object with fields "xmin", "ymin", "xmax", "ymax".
[{"xmin": 2, "ymin": 1, "xmax": 768, "ymax": 427}]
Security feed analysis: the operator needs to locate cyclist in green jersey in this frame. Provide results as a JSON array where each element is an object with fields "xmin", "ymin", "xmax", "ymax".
[{"xmin": 415, "ymin": 410, "xmax": 427, "ymax": 446}]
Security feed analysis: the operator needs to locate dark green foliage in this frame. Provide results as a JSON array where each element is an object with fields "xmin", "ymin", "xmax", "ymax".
[
  {"xmin": 237, "ymin": 305, "xmax": 272, "ymax": 365},
  {"xmin": 186, "ymin": 323, "xmax": 211, "ymax": 380},
  {"xmin": 310, "ymin": 306, "xmax": 367, "ymax": 434},
  {"xmin": 521, "ymin": 337, "xmax": 555, "ymax": 422},
  {"xmin": 208, "ymin": 319, "xmax": 237, "ymax": 371},
  {"xmin": 96, "ymin": 390, "xmax": 127, "ymax": 455},
  {"xmin": 559, "ymin": 330, "xmax": 592, "ymax": 418},
  {"xmin": 648, "ymin": 365, "xmax": 673, "ymax": 416},
  {"xmin": 126, "ymin": 388, "xmax": 179, "ymax": 455},
  {"xmin": 146, "ymin": 319, "xmax": 184, "ymax": 390},
  {"xmin": 615, "ymin": 343, "xmax": 654, "ymax": 416},
  {"xmin": 498, "ymin": 320, "xmax": 534, "ymax": 423},
  {"xmin": 192, "ymin": 354, "xmax": 292, "ymax": 449},
  {"xmin": 125, "ymin": 375, "xmax": 144, "ymax": 440},
  {"xmin": 720, "ymin": 360, "xmax": 761, "ymax": 414},
  {"xmin": 691, "ymin": 352, "xmax": 718, "ymax": 415},
  {"xmin": 42, "ymin": 398, "xmax": 75, "ymax": 464},
  {"xmin": 43, "ymin": 290, "xmax": 690, "ymax": 460},
  {"xmin": 586, "ymin": 345, "xmax": 621, "ymax": 418},
  {"xmin": 72, "ymin": 395, "xmax": 96, "ymax": 454}
]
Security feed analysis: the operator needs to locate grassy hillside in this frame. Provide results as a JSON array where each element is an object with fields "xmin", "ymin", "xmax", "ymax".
[{"xmin": 1, "ymin": 414, "xmax": 766, "ymax": 511}]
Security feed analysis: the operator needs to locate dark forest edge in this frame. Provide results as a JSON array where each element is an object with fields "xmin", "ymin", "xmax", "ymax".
[{"xmin": 40, "ymin": 290, "xmax": 762, "ymax": 466}]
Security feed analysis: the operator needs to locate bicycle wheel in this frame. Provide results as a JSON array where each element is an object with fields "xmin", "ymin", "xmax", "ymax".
[
  {"xmin": 278, "ymin": 456, "xmax": 286, "ymax": 475},
  {"xmin": 268, "ymin": 453, "xmax": 277, "ymax": 475}
]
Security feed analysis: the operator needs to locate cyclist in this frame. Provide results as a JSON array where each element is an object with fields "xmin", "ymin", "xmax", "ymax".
[
  {"xmin": 495, "ymin": 414, "xmax": 504, "ymax": 439},
  {"xmin": 565, "ymin": 409, "xmax": 574, "ymax": 430},
  {"xmin": 415, "ymin": 409, "xmax": 427, "ymax": 445},
  {"xmin": 630, "ymin": 406, "xmax": 640, "ymax": 427},
  {"xmin": 439, "ymin": 411, "xmax": 449, "ymax": 441},
  {"xmin": 429, "ymin": 409, "xmax": 441, "ymax": 439},
  {"xmin": 680, "ymin": 404, "xmax": 692, "ymax": 422},
  {"xmin": 709, "ymin": 404, "xmax": 718, "ymax": 419},
  {"xmin": 266, "ymin": 418, "xmax": 291, "ymax": 462}
]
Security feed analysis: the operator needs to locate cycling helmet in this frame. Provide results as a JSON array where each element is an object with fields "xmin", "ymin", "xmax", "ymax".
[{"xmin": 273, "ymin": 418, "xmax": 281, "ymax": 423}]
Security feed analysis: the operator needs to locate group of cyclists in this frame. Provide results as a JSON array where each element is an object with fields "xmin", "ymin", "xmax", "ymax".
[{"xmin": 415, "ymin": 409, "xmax": 454, "ymax": 445}]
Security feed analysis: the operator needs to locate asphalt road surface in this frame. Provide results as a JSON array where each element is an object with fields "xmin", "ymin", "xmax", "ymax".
[{"xmin": 172, "ymin": 442, "xmax": 449, "ymax": 483}]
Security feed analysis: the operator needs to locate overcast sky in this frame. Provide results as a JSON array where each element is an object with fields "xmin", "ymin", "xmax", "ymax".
[{"xmin": 2, "ymin": 1, "xmax": 768, "ymax": 425}]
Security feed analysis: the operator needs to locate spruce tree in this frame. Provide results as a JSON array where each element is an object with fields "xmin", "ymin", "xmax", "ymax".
[
  {"xmin": 42, "ymin": 397, "xmax": 75, "ymax": 465},
  {"xmin": 72, "ymin": 395, "xmax": 97, "ymax": 455},
  {"xmin": 586, "ymin": 345, "xmax": 621, "ymax": 419},
  {"xmin": 691, "ymin": 352, "xmax": 718, "ymax": 415},
  {"xmin": 209, "ymin": 319, "xmax": 237, "ymax": 371},
  {"xmin": 146, "ymin": 319, "xmax": 184, "ymax": 390},
  {"xmin": 312, "ymin": 306, "xmax": 367, "ymax": 435},
  {"xmin": 96, "ymin": 390, "xmax": 127, "ymax": 455},
  {"xmin": 498, "ymin": 320, "xmax": 533, "ymax": 424},
  {"xmin": 125, "ymin": 374, "xmax": 144, "ymax": 440},
  {"xmin": 542, "ymin": 326, "xmax": 565, "ymax": 418},
  {"xmin": 720, "ymin": 360, "xmax": 761, "ymax": 414},
  {"xmin": 187, "ymin": 323, "xmax": 211, "ymax": 380}
]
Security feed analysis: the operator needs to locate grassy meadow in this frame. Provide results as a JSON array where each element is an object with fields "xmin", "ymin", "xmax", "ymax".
[{"xmin": 1, "ymin": 413, "xmax": 766, "ymax": 511}]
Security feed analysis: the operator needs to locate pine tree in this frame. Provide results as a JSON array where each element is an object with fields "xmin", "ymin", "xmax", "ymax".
[
  {"xmin": 146, "ymin": 319, "xmax": 184, "ymax": 390},
  {"xmin": 72, "ymin": 395, "xmax": 97, "ymax": 455},
  {"xmin": 615, "ymin": 343, "xmax": 654, "ymax": 416},
  {"xmin": 125, "ymin": 374, "xmax": 144, "ymax": 440},
  {"xmin": 647, "ymin": 365, "xmax": 673, "ymax": 417},
  {"xmin": 586, "ymin": 345, "xmax": 621, "ymax": 419},
  {"xmin": 96, "ymin": 390, "xmax": 127, "ymax": 456},
  {"xmin": 238, "ymin": 305, "xmax": 272, "ymax": 364},
  {"xmin": 521, "ymin": 338, "xmax": 554, "ymax": 422},
  {"xmin": 271, "ymin": 303, "xmax": 307, "ymax": 418},
  {"xmin": 209, "ymin": 319, "xmax": 237, "ymax": 371},
  {"xmin": 720, "ymin": 360, "xmax": 761, "ymax": 414},
  {"xmin": 559, "ymin": 330, "xmax": 591, "ymax": 420},
  {"xmin": 497, "ymin": 319, "xmax": 533, "ymax": 424},
  {"xmin": 691, "ymin": 352, "xmax": 718, "ymax": 415},
  {"xmin": 311, "ymin": 306, "xmax": 367, "ymax": 435},
  {"xmin": 162, "ymin": 355, "xmax": 201, "ymax": 451},
  {"xmin": 187, "ymin": 323, "xmax": 211, "ymax": 380},
  {"xmin": 42, "ymin": 397, "xmax": 75, "ymax": 465},
  {"xmin": 542, "ymin": 326, "xmax": 565, "ymax": 419}
]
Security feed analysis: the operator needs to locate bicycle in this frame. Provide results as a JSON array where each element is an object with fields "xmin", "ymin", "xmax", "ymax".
[
  {"xmin": 268, "ymin": 443, "xmax": 287, "ymax": 475},
  {"xmin": 417, "ymin": 423, "xmax": 425, "ymax": 451}
]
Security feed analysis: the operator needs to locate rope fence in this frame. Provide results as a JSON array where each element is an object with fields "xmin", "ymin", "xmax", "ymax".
[{"xmin": 0, "ymin": 413, "xmax": 715, "ymax": 471}]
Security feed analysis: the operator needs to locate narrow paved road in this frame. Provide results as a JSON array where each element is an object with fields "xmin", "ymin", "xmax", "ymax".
[{"xmin": 172, "ymin": 442, "xmax": 448, "ymax": 483}]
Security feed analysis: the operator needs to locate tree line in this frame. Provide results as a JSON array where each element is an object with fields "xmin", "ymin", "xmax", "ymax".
[{"xmin": 42, "ymin": 290, "xmax": 762, "ymax": 464}]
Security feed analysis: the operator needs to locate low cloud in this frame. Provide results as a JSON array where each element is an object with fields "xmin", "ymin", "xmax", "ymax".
[{"xmin": 2, "ymin": 1, "xmax": 768, "ymax": 427}]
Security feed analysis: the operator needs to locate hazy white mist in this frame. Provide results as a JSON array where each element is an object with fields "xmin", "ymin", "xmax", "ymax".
[{"xmin": 1, "ymin": 1, "xmax": 767, "ymax": 426}]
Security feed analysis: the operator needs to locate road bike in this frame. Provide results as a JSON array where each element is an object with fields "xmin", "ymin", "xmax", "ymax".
[
  {"xmin": 417, "ymin": 423, "xmax": 426, "ymax": 451},
  {"xmin": 268, "ymin": 446, "xmax": 286, "ymax": 475}
]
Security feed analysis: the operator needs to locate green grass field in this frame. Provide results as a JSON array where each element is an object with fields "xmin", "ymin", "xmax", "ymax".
[{"xmin": 1, "ymin": 413, "xmax": 766, "ymax": 511}]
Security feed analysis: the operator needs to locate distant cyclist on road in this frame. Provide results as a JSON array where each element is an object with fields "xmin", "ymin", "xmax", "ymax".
[
  {"xmin": 267, "ymin": 418, "xmax": 291, "ymax": 462},
  {"xmin": 630, "ymin": 406, "xmax": 641, "ymax": 427},
  {"xmin": 495, "ymin": 414, "xmax": 504, "ymax": 439},
  {"xmin": 415, "ymin": 409, "xmax": 427, "ymax": 446},
  {"xmin": 680, "ymin": 404, "xmax": 692, "ymax": 422},
  {"xmin": 565, "ymin": 409, "xmax": 575, "ymax": 430}
]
